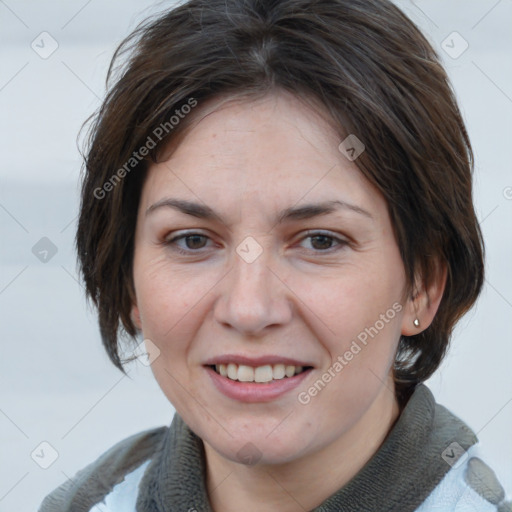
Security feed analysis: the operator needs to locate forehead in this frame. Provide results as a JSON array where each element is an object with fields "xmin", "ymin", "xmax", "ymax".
[{"xmin": 140, "ymin": 91, "xmax": 384, "ymax": 217}]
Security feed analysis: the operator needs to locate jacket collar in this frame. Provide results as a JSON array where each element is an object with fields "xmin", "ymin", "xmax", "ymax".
[{"xmin": 136, "ymin": 384, "xmax": 477, "ymax": 512}]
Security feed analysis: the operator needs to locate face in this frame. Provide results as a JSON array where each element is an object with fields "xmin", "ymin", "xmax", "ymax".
[{"xmin": 131, "ymin": 90, "xmax": 411, "ymax": 466}]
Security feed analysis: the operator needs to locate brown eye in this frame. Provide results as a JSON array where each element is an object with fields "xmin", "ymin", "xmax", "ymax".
[
  {"xmin": 310, "ymin": 235, "xmax": 335, "ymax": 250},
  {"xmin": 299, "ymin": 231, "xmax": 348, "ymax": 253},
  {"xmin": 164, "ymin": 232, "xmax": 213, "ymax": 255},
  {"xmin": 183, "ymin": 234, "xmax": 208, "ymax": 249}
]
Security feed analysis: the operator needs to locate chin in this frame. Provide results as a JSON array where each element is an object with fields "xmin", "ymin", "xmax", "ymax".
[{"xmin": 201, "ymin": 422, "xmax": 312, "ymax": 467}]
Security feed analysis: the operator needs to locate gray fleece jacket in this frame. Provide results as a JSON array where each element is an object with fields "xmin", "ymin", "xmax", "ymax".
[{"xmin": 39, "ymin": 385, "xmax": 511, "ymax": 511}]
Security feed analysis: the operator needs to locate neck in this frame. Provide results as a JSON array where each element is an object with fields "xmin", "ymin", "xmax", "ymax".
[{"xmin": 204, "ymin": 382, "xmax": 400, "ymax": 512}]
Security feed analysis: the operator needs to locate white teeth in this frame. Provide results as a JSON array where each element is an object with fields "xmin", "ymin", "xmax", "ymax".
[
  {"xmin": 214, "ymin": 363, "xmax": 307, "ymax": 382},
  {"xmin": 254, "ymin": 365, "xmax": 273, "ymax": 383},
  {"xmin": 285, "ymin": 365, "xmax": 296, "ymax": 377},
  {"xmin": 272, "ymin": 363, "xmax": 286, "ymax": 380},
  {"xmin": 227, "ymin": 363, "xmax": 238, "ymax": 380},
  {"xmin": 237, "ymin": 365, "xmax": 254, "ymax": 382}
]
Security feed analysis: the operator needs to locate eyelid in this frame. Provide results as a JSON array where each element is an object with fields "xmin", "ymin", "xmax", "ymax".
[
  {"xmin": 164, "ymin": 229, "xmax": 210, "ymax": 242},
  {"xmin": 301, "ymin": 229, "xmax": 346, "ymax": 240}
]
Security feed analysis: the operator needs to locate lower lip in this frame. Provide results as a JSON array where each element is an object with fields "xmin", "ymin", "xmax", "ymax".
[{"xmin": 205, "ymin": 366, "xmax": 313, "ymax": 403}]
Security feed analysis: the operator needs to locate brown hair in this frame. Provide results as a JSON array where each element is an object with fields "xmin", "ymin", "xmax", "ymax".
[{"xmin": 76, "ymin": 0, "xmax": 484, "ymax": 394}]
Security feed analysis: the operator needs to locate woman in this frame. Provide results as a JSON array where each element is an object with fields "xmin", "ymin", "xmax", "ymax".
[{"xmin": 40, "ymin": 0, "xmax": 510, "ymax": 510}]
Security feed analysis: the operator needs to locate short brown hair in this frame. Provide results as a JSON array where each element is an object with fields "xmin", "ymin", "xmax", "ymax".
[{"xmin": 76, "ymin": 0, "xmax": 484, "ymax": 394}]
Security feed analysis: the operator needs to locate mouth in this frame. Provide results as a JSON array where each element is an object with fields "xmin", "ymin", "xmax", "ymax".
[
  {"xmin": 203, "ymin": 354, "xmax": 315, "ymax": 402},
  {"xmin": 203, "ymin": 358, "xmax": 314, "ymax": 402},
  {"xmin": 207, "ymin": 363, "xmax": 313, "ymax": 384}
]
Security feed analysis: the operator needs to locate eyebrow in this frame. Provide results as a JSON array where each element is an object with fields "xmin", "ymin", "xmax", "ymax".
[{"xmin": 145, "ymin": 198, "xmax": 373, "ymax": 223}]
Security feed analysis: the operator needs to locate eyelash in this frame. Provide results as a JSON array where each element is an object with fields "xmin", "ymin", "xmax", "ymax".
[{"xmin": 164, "ymin": 230, "xmax": 349, "ymax": 256}]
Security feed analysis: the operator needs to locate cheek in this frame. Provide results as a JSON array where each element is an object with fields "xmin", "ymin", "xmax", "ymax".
[
  {"xmin": 292, "ymin": 261, "xmax": 403, "ymax": 344},
  {"xmin": 288, "ymin": 253, "xmax": 404, "ymax": 404},
  {"xmin": 296, "ymin": 276, "xmax": 402, "ymax": 434},
  {"xmin": 134, "ymin": 252, "xmax": 199, "ymax": 333},
  {"xmin": 132, "ymin": 254, "xmax": 214, "ymax": 410},
  {"xmin": 132, "ymin": 251, "xmax": 225, "ymax": 371}
]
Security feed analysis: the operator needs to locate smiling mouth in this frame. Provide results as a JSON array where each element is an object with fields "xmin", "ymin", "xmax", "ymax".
[{"xmin": 208, "ymin": 363, "xmax": 312, "ymax": 384}]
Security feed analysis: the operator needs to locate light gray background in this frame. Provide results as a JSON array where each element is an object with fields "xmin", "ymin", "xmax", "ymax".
[{"xmin": 1, "ymin": 1, "xmax": 511, "ymax": 510}]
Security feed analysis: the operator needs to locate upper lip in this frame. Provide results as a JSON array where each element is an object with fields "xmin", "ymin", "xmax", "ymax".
[{"xmin": 203, "ymin": 354, "xmax": 314, "ymax": 367}]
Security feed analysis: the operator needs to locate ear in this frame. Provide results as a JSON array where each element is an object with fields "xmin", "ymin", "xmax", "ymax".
[
  {"xmin": 131, "ymin": 303, "xmax": 142, "ymax": 330},
  {"xmin": 401, "ymin": 263, "xmax": 447, "ymax": 336}
]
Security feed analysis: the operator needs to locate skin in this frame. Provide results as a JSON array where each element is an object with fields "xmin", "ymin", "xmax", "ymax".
[{"xmin": 131, "ymin": 90, "xmax": 445, "ymax": 512}]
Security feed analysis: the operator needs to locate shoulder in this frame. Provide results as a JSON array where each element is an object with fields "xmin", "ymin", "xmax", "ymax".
[
  {"xmin": 415, "ymin": 444, "xmax": 512, "ymax": 512},
  {"xmin": 38, "ymin": 426, "xmax": 168, "ymax": 512}
]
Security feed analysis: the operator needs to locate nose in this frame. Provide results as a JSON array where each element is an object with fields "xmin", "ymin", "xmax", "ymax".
[{"xmin": 213, "ymin": 244, "xmax": 293, "ymax": 336}]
